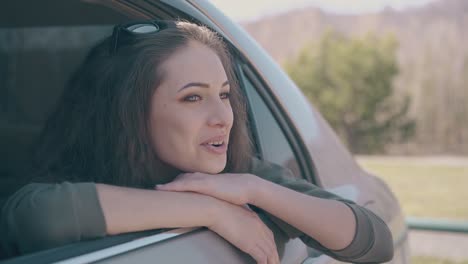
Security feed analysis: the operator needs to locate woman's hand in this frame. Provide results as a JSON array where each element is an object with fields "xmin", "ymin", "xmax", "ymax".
[
  {"xmin": 156, "ymin": 174, "xmax": 279, "ymax": 263},
  {"xmin": 155, "ymin": 172, "xmax": 259, "ymax": 206},
  {"xmin": 208, "ymin": 202, "xmax": 280, "ymax": 264}
]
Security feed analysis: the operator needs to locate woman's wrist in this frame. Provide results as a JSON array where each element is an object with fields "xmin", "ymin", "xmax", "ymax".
[
  {"xmin": 204, "ymin": 195, "xmax": 230, "ymax": 228},
  {"xmin": 245, "ymin": 174, "xmax": 273, "ymax": 207}
]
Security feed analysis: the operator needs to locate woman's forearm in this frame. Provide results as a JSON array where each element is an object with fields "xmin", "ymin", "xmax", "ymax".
[
  {"xmin": 248, "ymin": 177, "xmax": 356, "ymax": 251},
  {"xmin": 1, "ymin": 182, "xmax": 225, "ymax": 255},
  {"xmin": 96, "ymin": 184, "xmax": 221, "ymax": 235}
]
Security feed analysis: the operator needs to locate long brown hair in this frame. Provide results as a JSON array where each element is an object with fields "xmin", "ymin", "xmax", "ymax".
[{"xmin": 32, "ymin": 20, "xmax": 253, "ymax": 188}]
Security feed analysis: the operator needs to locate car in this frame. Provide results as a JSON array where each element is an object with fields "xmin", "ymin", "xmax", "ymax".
[{"xmin": 0, "ymin": 0, "xmax": 410, "ymax": 263}]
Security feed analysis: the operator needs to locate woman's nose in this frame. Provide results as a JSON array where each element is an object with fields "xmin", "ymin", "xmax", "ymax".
[{"xmin": 206, "ymin": 98, "xmax": 233, "ymax": 128}]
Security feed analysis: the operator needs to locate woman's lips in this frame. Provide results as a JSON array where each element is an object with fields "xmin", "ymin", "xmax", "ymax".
[
  {"xmin": 201, "ymin": 142, "xmax": 228, "ymax": 155},
  {"xmin": 201, "ymin": 135, "xmax": 226, "ymax": 145}
]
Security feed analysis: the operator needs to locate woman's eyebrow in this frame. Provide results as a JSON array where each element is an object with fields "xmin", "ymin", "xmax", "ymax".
[{"xmin": 178, "ymin": 80, "xmax": 229, "ymax": 92}]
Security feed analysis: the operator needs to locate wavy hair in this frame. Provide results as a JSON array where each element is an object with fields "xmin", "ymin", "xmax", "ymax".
[{"xmin": 32, "ymin": 20, "xmax": 253, "ymax": 188}]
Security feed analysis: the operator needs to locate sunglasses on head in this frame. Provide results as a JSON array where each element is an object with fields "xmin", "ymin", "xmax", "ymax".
[{"xmin": 109, "ymin": 20, "xmax": 176, "ymax": 55}]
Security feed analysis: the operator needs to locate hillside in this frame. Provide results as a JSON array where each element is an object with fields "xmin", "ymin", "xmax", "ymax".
[{"xmin": 242, "ymin": 0, "xmax": 468, "ymax": 155}]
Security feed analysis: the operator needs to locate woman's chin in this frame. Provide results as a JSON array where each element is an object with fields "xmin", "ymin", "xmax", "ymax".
[
  {"xmin": 194, "ymin": 159, "xmax": 227, "ymax": 174},
  {"xmin": 168, "ymin": 156, "xmax": 227, "ymax": 174},
  {"xmin": 196, "ymin": 165, "xmax": 225, "ymax": 174}
]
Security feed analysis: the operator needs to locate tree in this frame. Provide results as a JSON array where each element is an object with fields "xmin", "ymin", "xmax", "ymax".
[{"xmin": 285, "ymin": 30, "xmax": 414, "ymax": 154}]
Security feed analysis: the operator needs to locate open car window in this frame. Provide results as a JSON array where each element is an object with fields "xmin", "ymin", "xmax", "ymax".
[{"xmin": 0, "ymin": 2, "xmax": 316, "ymax": 263}]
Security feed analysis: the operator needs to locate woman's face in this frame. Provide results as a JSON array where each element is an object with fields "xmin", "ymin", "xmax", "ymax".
[{"xmin": 149, "ymin": 41, "xmax": 233, "ymax": 174}]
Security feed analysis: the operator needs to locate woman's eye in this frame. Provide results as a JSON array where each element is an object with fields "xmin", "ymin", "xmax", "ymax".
[
  {"xmin": 183, "ymin": 94, "xmax": 201, "ymax": 102},
  {"xmin": 220, "ymin": 92, "xmax": 230, "ymax": 100}
]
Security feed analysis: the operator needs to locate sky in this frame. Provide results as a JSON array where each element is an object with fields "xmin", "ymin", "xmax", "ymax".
[{"xmin": 210, "ymin": 0, "xmax": 439, "ymax": 22}]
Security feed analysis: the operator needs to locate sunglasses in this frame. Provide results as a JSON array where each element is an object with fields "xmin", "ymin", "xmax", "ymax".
[{"xmin": 109, "ymin": 20, "xmax": 176, "ymax": 55}]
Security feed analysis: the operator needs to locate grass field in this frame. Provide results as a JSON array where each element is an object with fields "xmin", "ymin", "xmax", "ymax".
[
  {"xmin": 356, "ymin": 156, "xmax": 468, "ymax": 220},
  {"xmin": 412, "ymin": 256, "xmax": 468, "ymax": 264},
  {"xmin": 357, "ymin": 156, "xmax": 468, "ymax": 263}
]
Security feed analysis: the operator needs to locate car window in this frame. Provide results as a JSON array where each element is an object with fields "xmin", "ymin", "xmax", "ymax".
[
  {"xmin": 0, "ymin": 11, "xmax": 315, "ymax": 263},
  {"xmin": 239, "ymin": 67, "xmax": 302, "ymax": 179}
]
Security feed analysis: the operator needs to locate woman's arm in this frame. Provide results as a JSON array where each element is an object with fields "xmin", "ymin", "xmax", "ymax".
[
  {"xmin": 1, "ymin": 182, "xmax": 222, "ymax": 256},
  {"xmin": 246, "ymin": 160, "xmax": 394, "ymax": 263},
  {"xmin": 155, "ymin": 159, "xmax": 394, "ymax": 263},
  {"xmin": 96, "ymin": 183, "xmax": 221, "ymax": 235},
  {"xmin": 249, "ymin": 179, "xmax": 355, "ymax": 250},
  {"xmin": 99, "ymin": 185, "xmax": 280, "ymax": 263}
]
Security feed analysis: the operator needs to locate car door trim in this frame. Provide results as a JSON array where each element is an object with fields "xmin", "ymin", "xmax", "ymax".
[{"xmin": 54, "ymin": 227, "xmax": 199, "ymax": 264}]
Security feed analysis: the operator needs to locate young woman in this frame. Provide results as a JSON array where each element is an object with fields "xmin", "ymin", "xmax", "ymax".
[{"xmin": 0, "ymin": 20, "xmax": 393, "ymax": 263}]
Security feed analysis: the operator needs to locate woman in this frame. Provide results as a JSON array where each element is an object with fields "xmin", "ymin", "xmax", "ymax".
[{"xmin": 0, "ymin": 20, "xmax": 393, "ymax": 263}]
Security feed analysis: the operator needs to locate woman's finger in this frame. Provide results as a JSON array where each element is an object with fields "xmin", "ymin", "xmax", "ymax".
[
  {"xmin": 155, "ymin": 182, "xmax": 185, "ymax": 191},
  {"xmin": 260, "ymin": 231, "xmax": 279, "ymax": 264},
  {"xmin": 250, "ymin": 213, "xmax": 278, "ymax": 263},
  {"xmin": 155, "ymin": 177, "xmax": 204, "ymax": 192},
  {"xmin": 248, "ymin": 244, "xmax": 268, "ymax": 264},
  {"xmin": 260, "ymin": 224, "xmax": 279, "ymax": 264}
]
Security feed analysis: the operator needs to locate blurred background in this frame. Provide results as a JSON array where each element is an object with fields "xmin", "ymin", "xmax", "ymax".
[{"xmin": 212, "ymin": 0, "xmax": 468, "ymax": 263}]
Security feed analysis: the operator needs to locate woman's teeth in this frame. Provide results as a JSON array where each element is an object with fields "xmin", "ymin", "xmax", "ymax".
[
  {"xmin": 201, "ymin": 140, "xmax": 227, "ymax": 154},
  {"xmin": 209, "ymin": 141, "xmax": 223, "ymax": 146}
]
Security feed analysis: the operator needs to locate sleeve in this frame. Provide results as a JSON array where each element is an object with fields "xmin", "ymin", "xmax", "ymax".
[
  {"xmin": 0, "ymin": 182, "xmax": 107, "ymax": 257},
  {"xmin": 249, "ymin": 158, "xmax": 394, "ymax": 263}
]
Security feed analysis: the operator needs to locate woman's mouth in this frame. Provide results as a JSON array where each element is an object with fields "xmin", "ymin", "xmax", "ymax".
[{"xmin": 201, "ymin": 138, "xmax": 228, "ymax": 155}]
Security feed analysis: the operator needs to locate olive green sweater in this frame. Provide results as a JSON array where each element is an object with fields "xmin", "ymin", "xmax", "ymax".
[{"xmin": 0, "ymin": 159, "xmax": 393, "ymax": 262}]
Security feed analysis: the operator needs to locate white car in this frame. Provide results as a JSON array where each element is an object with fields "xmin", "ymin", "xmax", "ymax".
[{"xmin": 0, "ymin": 0, "xmax": 409, "ymax": 263}]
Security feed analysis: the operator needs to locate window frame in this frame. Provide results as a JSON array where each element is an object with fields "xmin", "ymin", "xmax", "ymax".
[{"xmin": 234, "ymin": 59, "xmax": 318, "ymax": 184}]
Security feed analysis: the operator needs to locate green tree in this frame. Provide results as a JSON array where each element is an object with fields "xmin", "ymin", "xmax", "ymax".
[{"xmin": 285, "ymin": 30, "xmax": 414, "ymax": 154}]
